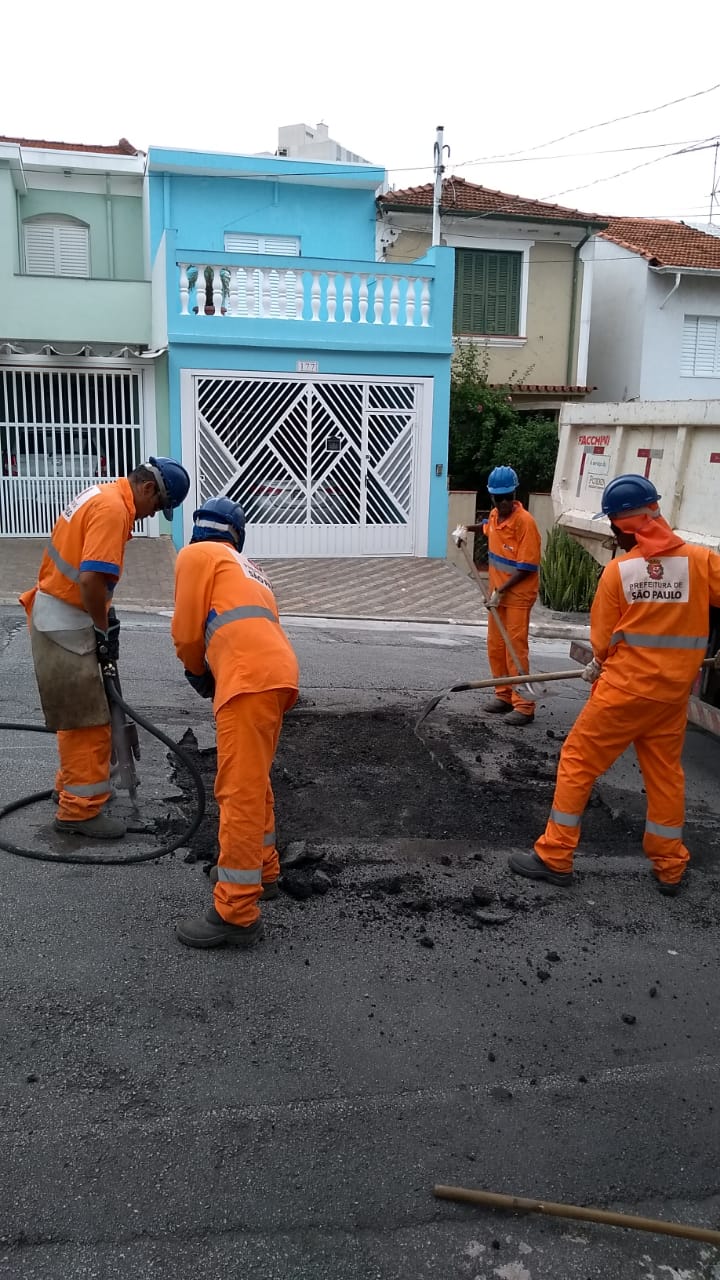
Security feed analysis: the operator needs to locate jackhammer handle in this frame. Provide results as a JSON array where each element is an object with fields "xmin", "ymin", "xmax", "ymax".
[{"xmin": 432, "ymin": 1185, "xmax": 720, "ymax": 1246}]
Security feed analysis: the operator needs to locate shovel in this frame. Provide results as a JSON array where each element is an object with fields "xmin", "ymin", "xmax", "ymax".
[
  {"xmin": 455, "ymin": 535, "xmax": 543, "ymax": 698},
  {"xmin": 416, "ymin": 652, "xmax": 720, "ymax": 732}
]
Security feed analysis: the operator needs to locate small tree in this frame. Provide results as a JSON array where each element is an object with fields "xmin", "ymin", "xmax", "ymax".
[
  {"xmin": 448, "ymin": 341, "xmax": 556, "ymax": 497},
  {"xmin": 448, "ymin": 343, "xmax": 519, "ymax": 491}
]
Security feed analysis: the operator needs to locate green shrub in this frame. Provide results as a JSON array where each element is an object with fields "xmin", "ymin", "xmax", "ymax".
[{"xmin": 540, "ymin": 527, "xmax": 601, "ymax": 612}]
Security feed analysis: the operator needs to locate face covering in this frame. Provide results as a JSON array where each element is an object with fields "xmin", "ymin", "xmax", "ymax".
[{"xmin": 612, "ymin": 504, "xmax": 685, "ymax": 557}]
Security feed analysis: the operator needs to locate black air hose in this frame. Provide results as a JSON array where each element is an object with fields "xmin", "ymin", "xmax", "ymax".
[{"xmin": 0, "ymin": 683, "xmax": 206, "ymax": 866}]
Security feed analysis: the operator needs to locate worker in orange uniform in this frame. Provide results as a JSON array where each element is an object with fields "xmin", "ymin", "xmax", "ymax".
[
  {"xmin": 19, "ymin": 457, "xmax": 190, "ymax": 839},
  {"xmin": 171, "ymin": 497, "xmax": 299, "ymax": 950},
  {"xmin": 461, "ymin": 465, "xmax": 541, "ymax": 726},
  {"xmin": 509, "ymin": 474, "xmax": 720, "ymax": 895}
]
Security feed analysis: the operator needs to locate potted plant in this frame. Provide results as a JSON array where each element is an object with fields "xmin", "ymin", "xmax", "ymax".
[{"xmin": 188, "ymin": 265, "xmax": 231, "ymax": 315}]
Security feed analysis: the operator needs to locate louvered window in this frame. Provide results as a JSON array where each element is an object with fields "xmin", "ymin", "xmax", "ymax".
[
  {"xmin": 681, "ymin": 315, "xmax": 720, "ymax": 377},
  {"xmin": 23, "ymin": 215, "xmax": 90, "ymax": 278},
  {"xmin": 453, "ymin": 249, "xmax": 522, "ymax": 336},
  {"xmin": 223, "ymin": 233, "xmax": 300, "ymax": 318}
]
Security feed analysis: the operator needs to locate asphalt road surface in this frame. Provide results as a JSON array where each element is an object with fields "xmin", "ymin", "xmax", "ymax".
[{"xmin": 1, "ymin": 607, "xmax": 720, "ymax": 1280}]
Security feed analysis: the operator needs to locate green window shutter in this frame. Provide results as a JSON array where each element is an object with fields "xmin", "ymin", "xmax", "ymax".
[{"xmin": 453, "ymin": 249, "xmax": 521, "ymax": 335}]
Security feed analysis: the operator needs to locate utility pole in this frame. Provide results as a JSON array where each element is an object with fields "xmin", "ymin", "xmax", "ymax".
[
  {"xmin": 432, "ymin": 126, "xmax": 449, "ymax": 246},
  {"xmin": 710, "ymin": 141, "xmax": 719, "ymax": 225}
]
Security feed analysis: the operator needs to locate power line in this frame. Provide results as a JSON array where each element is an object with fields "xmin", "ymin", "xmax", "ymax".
[
  {"xmin": 541, "ymin": 137, "xmax": 720, "ymax": 200},
  {"xmin": 455, "ymin": 81, "xmax": 720, "ymax": 167},
  {"xmin": 454, "ymin": 138, "xmax": 714, "ymax": 167}
]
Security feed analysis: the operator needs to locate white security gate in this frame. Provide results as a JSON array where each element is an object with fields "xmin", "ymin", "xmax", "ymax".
[
  {"xmin": 0, "ymin": 365, "xmax": 147, "ymax": 537},
  {"xmin": 185, "ymin": 372, "xmax": 431, "ymax": 556}
]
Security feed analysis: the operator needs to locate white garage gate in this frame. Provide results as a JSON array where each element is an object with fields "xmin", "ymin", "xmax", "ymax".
[{"xmin": 181, "ymin": 371, "xmax": 432, "ymax": 556}]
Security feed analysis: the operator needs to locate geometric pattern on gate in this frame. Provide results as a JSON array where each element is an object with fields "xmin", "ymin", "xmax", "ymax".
[{"xmin": 196, "ymin": 375, "xmax": 417, "ymax": 528}]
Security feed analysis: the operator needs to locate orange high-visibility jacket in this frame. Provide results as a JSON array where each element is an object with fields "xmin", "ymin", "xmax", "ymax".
[
  {"xmin": 19, "ymin": 478, "xmax": 136, "ymax": 616},
  {"xmin": 482, "ymin": 502, "xmax": 541, "ymax": 606},
  {"xmin": 172, "ymin": 540, "xmax": 299, "ymax": 711},
  {"xmin": 591, "ymin": 542, "xmax": 720, "ymax": 703}
]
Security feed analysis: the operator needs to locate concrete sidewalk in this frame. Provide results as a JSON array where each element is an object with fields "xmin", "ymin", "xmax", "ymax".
[{"xmin": 0, "ymin": 537, "xmax": 589, "ymax": 638}]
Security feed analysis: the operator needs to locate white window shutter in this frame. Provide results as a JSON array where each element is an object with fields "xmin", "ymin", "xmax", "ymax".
[
  {"xmin": 24, "ymin": 216, "xmax": 90, "ymax": 278},
  {"xmin": 57, "ymin": 223, "xmax": 90, "ymax": 277},
  {"xmin": 682, "ymin": 315, "xmax": 720, "ymax": 377},
  {"xmin": 223, "ymin": 233, "xmax": 301, "ymax": 317},
  {"xmin": 24, "ymin": 223, "xmax": 58, "ymax": 275},
  {"xmin": 224, "ymin": 233, "xmax": 300, "ymax": 256}
]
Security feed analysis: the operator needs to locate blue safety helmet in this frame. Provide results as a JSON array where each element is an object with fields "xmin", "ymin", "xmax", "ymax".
[
  {"xmin": 191, "ymin": 497, "xmax": 246, "ymax": 550},
  {"xmin": 146, "ymin": 456, "xmax": 191, "ymax": 521},
  {"xmin": 593, "ymin": 474, "xmax": 661, "ymax": 520},
  {"xmin": 487, "ymin": 465, "xmax": 519, "ymax": 495}
]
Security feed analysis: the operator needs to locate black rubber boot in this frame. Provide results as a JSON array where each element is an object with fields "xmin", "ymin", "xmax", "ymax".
[
  {"xmin": 653, "ymin": 871, "xmax": 686, "ymax": 897},
  {"xmin": 176, "ymin": 906, "xmax": 265, "ymax": 949},
  {"xmin": 504, "ymin": 710, "xmax": 535, "ymax": 726},
  {"xmin": 54, "ymin": 812, "xmax": 126, "ymax": 840},
  {"xmin": 484, "ymin": 698, "xmax": 513, "ymax": 715},
  {"xmin": 508, "ymin": 850, "xmax": 573, "ymax": 887}
]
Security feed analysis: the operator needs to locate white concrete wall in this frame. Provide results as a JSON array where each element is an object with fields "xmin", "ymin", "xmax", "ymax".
[
  {"xmin": 586, "ymin": 240, "xmax": 647, "ymax": 401},
  {"xmin": 640, "ymin": 271, "xmax": 720, "ymax": 399}
]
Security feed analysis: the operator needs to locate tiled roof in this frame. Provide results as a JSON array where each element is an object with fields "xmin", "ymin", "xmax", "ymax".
[
  {"xmin": 0, "ymin": 135, "xmax": 141, "ymax": 156},
  {"xmin": 495, "ymin": 384, "xmax": 592, "ymax": 395},
  {"xmin": 601, "ymin": 217, "xmax": 720, "ymax": 270},
  {"xmin": 379, "ymin": 176, "xmax": 606, "ymax": 225}
]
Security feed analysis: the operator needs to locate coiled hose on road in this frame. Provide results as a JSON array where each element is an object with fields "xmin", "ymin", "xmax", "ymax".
[{"xmin": 0, "ymin": 681, "xmax": 206, "ymax": 866}]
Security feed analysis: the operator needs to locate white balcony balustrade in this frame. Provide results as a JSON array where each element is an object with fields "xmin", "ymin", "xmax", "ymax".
[{"xmin": 177, "ymin": 260, "xmax": 433, "ymax": 328}]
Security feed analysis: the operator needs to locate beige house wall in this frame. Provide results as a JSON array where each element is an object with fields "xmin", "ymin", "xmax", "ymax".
[{"xmin": 386, "ymin": 230, "xmax": 578, "ymax": 385}]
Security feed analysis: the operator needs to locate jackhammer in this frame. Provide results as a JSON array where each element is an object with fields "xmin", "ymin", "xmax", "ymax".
[{"xmin": 0, "ymin": 651, "xmax": 206, "ymax": 867}]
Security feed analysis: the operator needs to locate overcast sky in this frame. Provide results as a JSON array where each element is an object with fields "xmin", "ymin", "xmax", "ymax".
[{"xmin": 3, "ymin": 0, "xmax": 719, "ymax": 223}]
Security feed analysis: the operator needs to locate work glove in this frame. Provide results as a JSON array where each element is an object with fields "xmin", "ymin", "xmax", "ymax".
[
  {"xmin": 581, "ymin": 657, "xmax": 602, "ymax": 684},
  {"xmin": 486, "ymin": 589, "xmax": 502, "ymax": 609},
  {"xmin": 452, "ymin": 524, "xmax": 468, "ymax": 547},
  {"xmin": 185, "ymin": 668, "xmax": 215, "ymax": 700},
  {"xmin": 94, "ymin": 608, "xmax": 121, "ymax": 662}
]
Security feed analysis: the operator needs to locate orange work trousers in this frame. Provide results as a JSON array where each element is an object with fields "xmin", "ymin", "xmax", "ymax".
[
  {"xmin": 213, "ymin": 688, "xmax": 296, "ymax": 927},
  {"xmin": 535, "ymin": 679, "xmax": 690, "ymax": 885},
  {"xmin": 55, "ymin": 724, "xmax": 113, "ymax": 820},
  {"xmin": 487, "ymin": 604, "xmax": 534, "ymax": 716}
]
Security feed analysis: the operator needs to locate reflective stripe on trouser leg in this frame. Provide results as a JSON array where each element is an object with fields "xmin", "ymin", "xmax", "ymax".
[
  {"xmin": 213, "ymin": 689, "xmax": 290, "ymax": 927},
  {"xmin": 486, "ymin": 601, "xmax": 532, "ymax": 716},
  {"xmin": 634, "ymin": 699, "xmax": 690, "ymax": 884},
  {"xmin": 534, "ymin": 680, "xmax": 643, "ymax": 873},
  {"xmin": 56, "ymin": 724, "xmax": 113, "ymax": 820}
]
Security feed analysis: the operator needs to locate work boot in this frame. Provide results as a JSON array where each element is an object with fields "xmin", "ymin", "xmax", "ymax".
[
  {"xmin": 504, "ymin": 710, "xmax": 535, "ymax": 727},
  {"xmin": 54, "ymin": 812, "xmax": 126, "ymax": 840},
  {"xmin": 653, "ymin": 871, "xmax": 687, "ymax": 897},
  {"xmin": 484, "ymin": 698, "xmax": 513, "ymax": 715},
  {"xmin": 176, "ymin": 905, "xmax": 264, "ymax": 950},
  {"xmin": 508, "ymin": 850, "xmax": 573, "ymax": 887}
]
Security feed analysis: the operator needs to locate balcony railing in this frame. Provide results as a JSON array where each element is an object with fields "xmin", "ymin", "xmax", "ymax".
[{"xmin": 175, "ymin": 255, "xmax": 435, "ymax": 329}]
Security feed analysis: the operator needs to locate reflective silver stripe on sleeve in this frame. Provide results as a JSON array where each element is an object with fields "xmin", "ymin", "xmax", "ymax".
[
  {"xmin": 609, "ymin": 631, "xmax": 707, "ymax": 651},
  {"xmin": 645, "ymin": 819, "xmax": 684, "ymax": 840},
  {"xmin": 263, "ymin": 831, "xmax": 276, "ymax": 847},
  {"xmin": 550, "ymin": 808, "xmax": 582, "ymax": 827},
  {"xmin": 45, "ymin": 540, "xmax": 80, "ymax": 583},
  {"xmin": 64, "ymin": 779, "xmax": 112, "ymax": 797},
  {"xmin": 213, "ymin": 867, "xmax": 263, "ymax": 885},
  {"xmin": 205, "ymin": 605, "xmax": 278, "ymax": 644}
]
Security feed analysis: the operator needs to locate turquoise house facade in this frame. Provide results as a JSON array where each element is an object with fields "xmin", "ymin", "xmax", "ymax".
[{"xmin": 146, "ymin": 147, "xmax": 454, "ymax": 556}]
